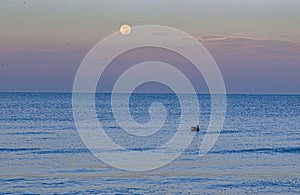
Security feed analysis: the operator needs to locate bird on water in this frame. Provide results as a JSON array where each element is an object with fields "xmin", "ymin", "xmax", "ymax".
[{"xmin": 190, "ymin": 125, "xmax": 199, "ymax": 132}]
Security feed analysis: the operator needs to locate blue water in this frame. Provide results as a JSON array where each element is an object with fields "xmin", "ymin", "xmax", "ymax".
[{"xmin": 0, "ymin": 93, "xmax": 299, "ymax": 194}]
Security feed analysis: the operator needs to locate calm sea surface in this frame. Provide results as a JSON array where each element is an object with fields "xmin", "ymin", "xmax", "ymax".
[{"xmin": 0, "ymin": 93, "xmax": 299, "ymax": 194}]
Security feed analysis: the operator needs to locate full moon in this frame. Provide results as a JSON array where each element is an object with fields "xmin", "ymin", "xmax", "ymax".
[{"xmin": 120, "ymin": 24, "xmax": 131, "ymax": 35}]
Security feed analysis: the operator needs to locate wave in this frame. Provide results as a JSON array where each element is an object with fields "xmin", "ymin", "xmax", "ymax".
[
  {"xmin": 2, "ymin": 147, "xmax": 299, "ymax": 155},
  {"xmin": 32, "ymin": 148, "xmax": 90, "ymax": 154},
  {"xmin": 0, "ymin": 148, "xmax": 41, "ymax": 152},
  {"xmin": 211, "ymin": 179, "xmax": 300, "ymax": 189},
  {"xmin": 7, "ymin": 131, "xmax": 55, "ymax": 135},
  {"xmin": 212, "ymin": 147, "xmax": 300, "ymax": 154}
]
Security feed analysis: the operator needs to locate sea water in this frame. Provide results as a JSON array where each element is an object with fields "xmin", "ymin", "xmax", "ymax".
[{"xmin": 0, "ymin": 93, "xmax": 299, "ymax": 194}]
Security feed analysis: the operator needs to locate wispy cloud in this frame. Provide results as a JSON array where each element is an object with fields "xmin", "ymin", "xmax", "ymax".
[
  {"xmin": 280, "ymin": 33, "xmax": 289, "ymax": 37},
  {"xmin": 198, "ymin": 35, "xmax": 300, "ymax": 59},
  {"xmin": 151, "ymin": 32, "xmax": 169, "ymax": 36},
  {"xmin": 196, "ymin": 35, "xmax": 300, "ymax": 93}
]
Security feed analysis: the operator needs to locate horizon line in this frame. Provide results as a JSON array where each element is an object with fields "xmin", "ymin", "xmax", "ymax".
[{"xmin": 0, "ymin": 91, "xmax": 300, "ymax": 95}]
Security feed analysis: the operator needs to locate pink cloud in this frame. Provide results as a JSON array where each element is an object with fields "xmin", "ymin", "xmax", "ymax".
[
  {"xmin": 199, "ymin": 35, "xmax": 300, "ymax": 59},
  {"xmin": 196, "ymin": 35, "xmax": 300, "ymax": 93},
  {"xmin": 280, "ymin": 33, "xmax": 289, "ymax": 37}
]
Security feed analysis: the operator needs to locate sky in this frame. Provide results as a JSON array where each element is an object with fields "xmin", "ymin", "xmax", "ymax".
[{"xmin": 0, "ymin": 0, "xmax": 300, "ymax": 93}]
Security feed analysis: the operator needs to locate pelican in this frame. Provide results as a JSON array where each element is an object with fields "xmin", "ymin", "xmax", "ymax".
[{"xmin": 190, "ymin": 125, "xmax": 199, "ymax": 132}]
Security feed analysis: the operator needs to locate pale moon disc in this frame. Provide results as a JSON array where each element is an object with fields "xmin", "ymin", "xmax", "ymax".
[{"xmin": 120, "ymin": 24, "xmax": 131, "ymax": 35}]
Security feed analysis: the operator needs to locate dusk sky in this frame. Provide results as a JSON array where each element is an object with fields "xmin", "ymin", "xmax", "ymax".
[{"xmin": 0, "ymin": 0, "xmax": 299, "ymax": 93}]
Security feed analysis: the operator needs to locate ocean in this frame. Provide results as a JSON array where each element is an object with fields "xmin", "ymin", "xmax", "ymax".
[{"xmin": 0, "ymin": 93, "xmax": 299, "ymax": 194}]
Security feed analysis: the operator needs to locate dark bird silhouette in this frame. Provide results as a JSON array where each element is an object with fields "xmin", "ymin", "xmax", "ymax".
[{"xmin": 190, "ymin": 125, "xmax": 199, "ymax": 132}]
